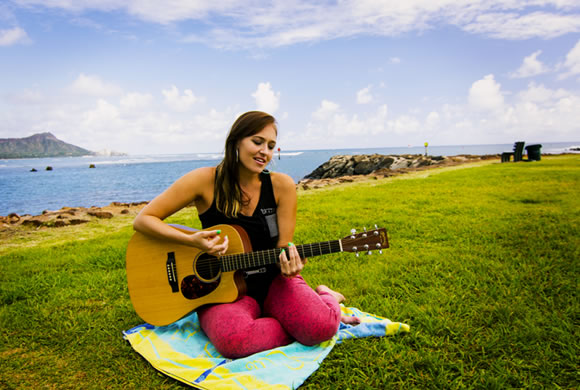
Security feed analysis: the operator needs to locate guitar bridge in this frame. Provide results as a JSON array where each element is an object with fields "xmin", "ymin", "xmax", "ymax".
[{"xmin": 166, "ymin": 252, "xmax": 179, "ymax": 293}]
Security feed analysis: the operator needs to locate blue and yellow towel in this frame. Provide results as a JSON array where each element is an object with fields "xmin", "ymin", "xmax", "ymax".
[{"xmin": 123, "ymin": 305, "xmax": 410, "ymax": 389}]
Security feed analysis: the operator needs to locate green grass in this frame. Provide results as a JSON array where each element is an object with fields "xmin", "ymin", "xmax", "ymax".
[{"xmin": 1, "ymin": 156, "xmax": 578, "ymax": 389}]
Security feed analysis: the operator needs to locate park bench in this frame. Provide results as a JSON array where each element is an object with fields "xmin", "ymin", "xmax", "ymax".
[{"xmin": 501, "ymin": 142, "xmax": 525, "ymax": 163}]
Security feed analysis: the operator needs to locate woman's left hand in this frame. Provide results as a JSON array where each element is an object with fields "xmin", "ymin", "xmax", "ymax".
[{"xmin": 279, "ymin": 243, "xmax": 307, "ymax": 278}]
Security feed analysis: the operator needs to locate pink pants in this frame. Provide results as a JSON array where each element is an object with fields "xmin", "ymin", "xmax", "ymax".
[{"xmin": 198, "ymin": 275, "xmax": 341, "ymax": 358}]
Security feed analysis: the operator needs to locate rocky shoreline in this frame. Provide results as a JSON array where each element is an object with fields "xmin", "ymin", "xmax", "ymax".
[
  {"xmin": 297, "ymin": 153, "xmax": 498, "ymax": 190},
  {"xmin": 1, "ymin": 153, "xmax": 499, "ymax": 231},
  {"xmin": 0, "ymin": 202, "xmax": 149, "ymax": 231}
]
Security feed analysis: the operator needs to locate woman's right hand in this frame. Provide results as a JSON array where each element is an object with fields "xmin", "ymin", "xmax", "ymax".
[{"xmin": 190, "ymin": 230, "xmax": 229, "ymax": 256}]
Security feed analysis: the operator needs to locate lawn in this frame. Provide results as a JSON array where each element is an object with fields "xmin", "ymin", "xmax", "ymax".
[{"xmin": 1, "ymin": 155, "xmax": 578, "ymax": 389}]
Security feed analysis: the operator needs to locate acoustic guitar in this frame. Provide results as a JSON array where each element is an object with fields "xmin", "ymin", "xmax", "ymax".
[{"xmin": 126, "ymin": 224, "xmax": 388, "ymax": 326}]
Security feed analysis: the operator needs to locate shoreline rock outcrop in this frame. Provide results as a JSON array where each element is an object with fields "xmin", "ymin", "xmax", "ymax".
[
  {"xmin": 298, "ymin": 153, "xmax": 498, "ymax": 190},
  {"xmin": 0, "ymin": 202, "xmax": 149, "ymax": 231}
]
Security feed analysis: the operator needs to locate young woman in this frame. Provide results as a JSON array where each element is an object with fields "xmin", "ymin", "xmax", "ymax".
[{"xmin": 133, "ymin": 111, "xmax": 358, "ymax": 358}]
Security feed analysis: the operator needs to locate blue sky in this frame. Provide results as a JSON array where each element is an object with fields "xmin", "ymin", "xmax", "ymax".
[{"xmin": 1, "ymin": 1, "xmax": 579, "ymax": 154}]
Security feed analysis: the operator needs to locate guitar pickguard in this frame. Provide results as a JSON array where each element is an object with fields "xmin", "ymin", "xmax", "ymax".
[{"xmin": 181, "ymin": 275, "xmax": 220, "ymax": 300}]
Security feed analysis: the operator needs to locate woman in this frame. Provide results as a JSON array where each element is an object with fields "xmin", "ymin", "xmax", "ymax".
[{"xmin": 133, "ymin": 111, "xmax": 357, "ymax": 359}]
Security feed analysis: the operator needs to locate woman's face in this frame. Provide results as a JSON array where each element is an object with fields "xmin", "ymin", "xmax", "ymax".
[{"xmin": 237, "ymin": 123, "xmax": 277, "ymax": 175}]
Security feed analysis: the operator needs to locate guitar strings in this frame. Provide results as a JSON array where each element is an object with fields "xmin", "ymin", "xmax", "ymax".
[{"xmin": 191, "ymin": 241, "xmax": 342, "ymax": 275}]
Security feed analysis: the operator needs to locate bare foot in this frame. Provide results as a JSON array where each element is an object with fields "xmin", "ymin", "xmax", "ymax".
[
  {"xmin": 341, "ymin": 315, "xmax": 361, "ymax": 325},
  {"xmin": 316, "ymin": 285, "xmax": 345, "ymax": 303},
  {"xmin": 316, "ymin": 285, "xmax": 361, "ymax": 325}
]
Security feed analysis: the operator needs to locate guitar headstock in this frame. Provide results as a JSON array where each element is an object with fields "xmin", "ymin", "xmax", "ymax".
[{"xmin": 341, "ymin": 226, "xmax": 389, "ymax": 256}]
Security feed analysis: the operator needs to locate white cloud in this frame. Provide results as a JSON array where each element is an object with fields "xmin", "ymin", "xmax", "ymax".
[
  {"xmin": 82, "ymin": 98, "xmax": 121, "ymax": 127},
  {"xmin": 1, "ymin": 74, "xmax": 236, "ymax": 154},
  {"xmin": 420, "ymin": 81, "xmax": 580, "ymax": 145},
  {"xmin": 426, "ymin": 111, "xmax": 440, "ymax": 128},
  {"xmin": 559, "ymin": 39, "xmax": 580, "ymax": 79},
  {"xmin": 517, "ymin": 82, "xmax": 568, "ymax": 103},
  {"xmin": 468, "ymin": 74, "xmax": 504, "ymax": 112},
  {"xmin": 0, "ymin": 27, "xmax": 30, "ymax": 46},
  {"xmin": 70, "ymin": 73, "xmax": 123, "ymax": 96},
  {"xmin": 120, "ymin": 92, "xmax": 153, "ymax": 110},
  {"xmin": 162, "ymin": 85, "xmax": 201, "ymax": 112},
  {"xmin": 510, "ymin": 50, "xmax": 550, "ymax": 78},
  {"xmin": 9, "ymin": 1, "xmax": 580, "ymax": 48},
  {"xmin": 356, "ymin": 86, "xmax": 373, "ymax": 104},
  {"xmin": 312, "ymin": 99, "xmax": 340, "ymax": 121},
  {"xmin": 252, "ymin": 82, "xmax": 280, "ymax": 114},
  {"xmin": 390, "ymin": 57, "xmax": 401, "ymax": 64},
  {"xmin": 462, "ymin": 11, "xmax": 580, "ymax": 40},
  {"xmin": 306, "ymin": 103, "xmax": 391, "ymax": 148}
]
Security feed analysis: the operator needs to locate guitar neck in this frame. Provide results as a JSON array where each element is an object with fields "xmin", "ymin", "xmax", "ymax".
[{"xmin": 220, "ymin": 240, "xmax": 343, "ymax": 272}]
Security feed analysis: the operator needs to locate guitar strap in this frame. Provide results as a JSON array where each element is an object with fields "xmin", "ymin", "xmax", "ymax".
[{"xmin": 258, "ymin": 170, "xmax": 279, "ymax": 240}]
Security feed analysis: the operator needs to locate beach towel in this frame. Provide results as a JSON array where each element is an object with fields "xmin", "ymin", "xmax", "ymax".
[{"xmin": 123, "ymin": 305, "xmax": 410, "ymax": 389}]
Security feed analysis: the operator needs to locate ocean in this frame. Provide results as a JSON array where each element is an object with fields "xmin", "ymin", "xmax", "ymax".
[{"xmin": 1, "ymin": 142, "xmax": 578, "ymax": 216}]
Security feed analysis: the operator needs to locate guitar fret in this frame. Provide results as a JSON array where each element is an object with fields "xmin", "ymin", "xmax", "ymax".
[{"xmin": 223, "ymin": 238, "xmax": 359, "ymax": 272}]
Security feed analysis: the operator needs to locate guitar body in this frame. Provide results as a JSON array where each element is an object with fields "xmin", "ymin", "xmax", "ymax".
[
  {"xmin": 126, "ymin": 223, "xmax": 388, "ymax": 326},
  {"xmin": 126, "ymin": 224, "xmax": 250, "ymax": 326}
]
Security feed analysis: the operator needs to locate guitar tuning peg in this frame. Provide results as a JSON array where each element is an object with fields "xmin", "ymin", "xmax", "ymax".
[
  {"xmin": 350, "ymin": 228, "xmax": 356, "ymax": 239},
  {"xmin": 367, "ymin": 251, "xmax": 372, "ymax": 255},
  {"xmin": 355, "ymin": 252, "xmax": 360, "ymax": 257},
  {"xmin": 374, "ymin": 224, "xmax": 378, "ymax": 229},
  {"xmin": 363, "ymin": 227, "xmax": 367, "ymax": 232},
  {"xmin": 379, "ymin": 249, "xmax": 383, "ymax": 254}
]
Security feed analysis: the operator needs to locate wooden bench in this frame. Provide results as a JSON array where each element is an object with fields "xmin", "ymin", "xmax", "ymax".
[{"xmin": 501, "ymin": 142, "xmax": 525, "ymax": 163}]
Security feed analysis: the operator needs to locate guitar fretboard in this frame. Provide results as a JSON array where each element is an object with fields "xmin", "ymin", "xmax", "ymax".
[{"xmin": 221, "ymin": 240, "xmax": 342, "ymax": 272}]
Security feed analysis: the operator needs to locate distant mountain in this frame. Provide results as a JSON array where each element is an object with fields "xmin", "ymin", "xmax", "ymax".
[{"xmin": 0, "ymin": 132, "xmax": 94, "ymax": 159}]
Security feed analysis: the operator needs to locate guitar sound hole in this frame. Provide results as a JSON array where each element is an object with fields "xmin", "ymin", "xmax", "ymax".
[
  {"xmin": 195, "ymin": 253, "xmax": 221, "ymax": 282},
  {"xmin": 181, "ymin": 275, "xmax": 220, "ymax": 300}
]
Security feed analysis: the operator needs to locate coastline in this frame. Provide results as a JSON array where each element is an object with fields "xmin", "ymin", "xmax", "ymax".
[
  {"xmin": 0, "ymin": 153, "xmax": 499, "ymax": 233},
  {"xmin": 2, "ymin": 143, "xmax": 578, "ymax": 217}
]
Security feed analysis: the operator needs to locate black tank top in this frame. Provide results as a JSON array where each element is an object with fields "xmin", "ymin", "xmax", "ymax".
[{"xmin": 198, "ymin": 171, "xmax": 280, "ymax": 303}]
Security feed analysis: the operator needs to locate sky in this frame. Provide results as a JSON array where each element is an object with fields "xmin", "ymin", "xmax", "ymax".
[{"xmin": 1, "ymin": 1, "xmax": 580, "ymax": 155}]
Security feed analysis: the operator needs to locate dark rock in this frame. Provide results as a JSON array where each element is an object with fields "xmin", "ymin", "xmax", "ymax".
[
  {"xmin": 302, "ymin": 154, "xmax": 455, "ymax": 181},
  {"xmin": 70, "ymin": 219, "xmax": 89, "ymax": 225},
  {"xmin": 22, "ymin": 219, "xmax": 43, "ymax": 227},
  {"xmin": 87, "ymin": 211, "xmax": 113, "ymax": 219}
]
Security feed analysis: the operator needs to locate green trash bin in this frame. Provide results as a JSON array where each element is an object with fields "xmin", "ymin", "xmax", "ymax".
[{"xmin": 525, "ymin": 144, "xmax": 542, "ymax": 161}]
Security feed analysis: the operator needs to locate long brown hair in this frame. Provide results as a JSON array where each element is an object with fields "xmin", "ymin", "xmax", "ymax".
[{"xmin": 215, "ymin": 111, "xmax": 277, "ymax": 217}]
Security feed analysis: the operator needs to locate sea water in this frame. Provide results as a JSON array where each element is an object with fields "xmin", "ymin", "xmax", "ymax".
[{"xmin": 1, "ymin": 142, "xmax": 578, "ymax": 216}]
